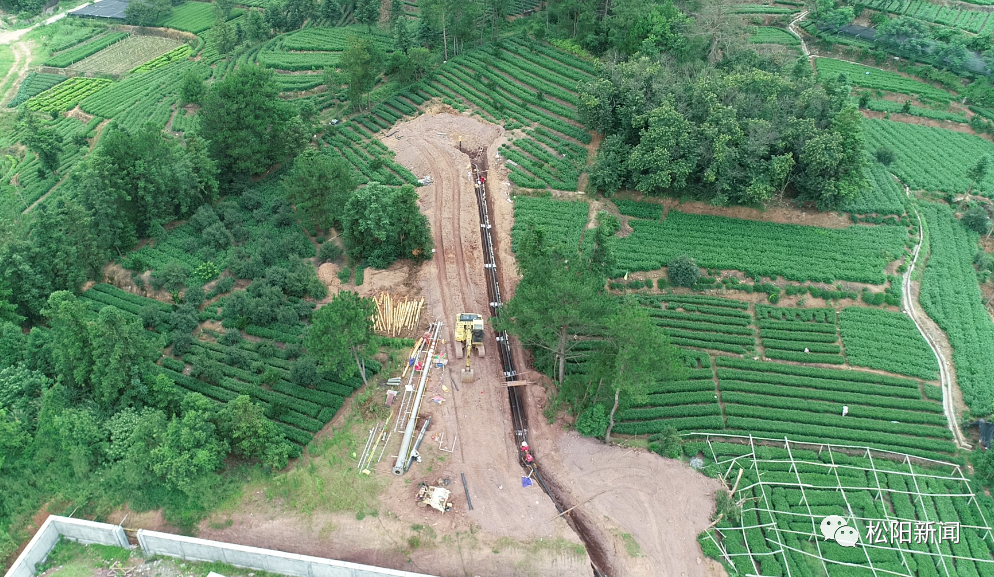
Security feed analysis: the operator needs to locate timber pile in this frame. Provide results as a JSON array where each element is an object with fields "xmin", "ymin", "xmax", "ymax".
[{"xmin": 373, "ymin": 293, "xmax": 424, "ymax": 336}]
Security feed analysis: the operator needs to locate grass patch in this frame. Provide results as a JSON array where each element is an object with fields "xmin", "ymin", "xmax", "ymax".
[{"xmin": 621, "ymin": 533, "xmax": 642, "ymax": 557}]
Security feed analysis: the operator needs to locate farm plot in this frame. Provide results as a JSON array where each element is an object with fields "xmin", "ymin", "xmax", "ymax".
[
  {"xmin": 81, "ymin": 60, "xmax": 207, "ymax": 131},
  {"xmin": 694, "ymin": 438, "xmax": 994, "ymax": 577},
  {"xmin": 815, "ymin": 58, "xmax": 953, "ymax": 101},
  {"xmin": 256, "ymin": 25, "xmax": 393, "ymax": 70},
  {"xmin": 8, "ymin": 73, "xmax": 67, "ymax": 108},
  {"xmin": 749, "ymin": 26, "xmax": 800, "ymax": 45},
  {"xmin": 26, "ymin": 77, "xmax": 111, "ymax": 112},
  {"xmin": 756, "ymin": 304, "xmax": 844, "ymax": 365},
  {"xmin": 715, "ymin": 356, "xmax": 956, "ymax": 459},
  {"xmin": 9, "ymin": 116, "xmax": 99, "ymax": 209},
  {"xmin": 613, "ymin": 199, "xmax": 662, "ymax": 220},
  {"xmin": 638, "ymin": 294, "xmax": 757, "ymax": 355},
  {"xmin": 840, "ymin": 307, "xmax": 939, "ymax": 380},
  {"xmin": 611, "ymin": 210, "xmax": 909, "ymax": 284},
  {"xmin": 863, "ymin": 119, "xmax": 994, "ymax": 196},
  {"xmin": 78, "ymin": 284, "xmax": 359, "ymax": 452},
  {"xmin": 67, "ymin": 35, "xmax": 185, "ymax": 76},
  {"xmin": 321, "ymin": 123, "xmax": 418, "ymax": 187},
  {"xmin": 919, "ymin": 203, "xmax": 994, "ymax": 415},
  {"xmin": 612, "ymin": 350, "xmax": 724, "ymax": 435},
  {"xmin": 156, "ymin": 1, "xmax": 244, "ymax": 33},
  {"xmin": 43, "ymin": 32, "xmax": 128, "ymax": 67},
  {"xmin": 510, "ymin": 195, "xmax": 589, "ymax": 255},
  {"xmin": 423, "ymin": 37, "xmax": 592, "ymax": 189},
  {"xmin": 841, "ymin": 157, "xmax": 907, "ymax": 216}
]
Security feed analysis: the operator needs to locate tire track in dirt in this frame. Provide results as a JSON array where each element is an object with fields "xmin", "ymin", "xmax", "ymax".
[
  {"xmin": 0, "ymin": 41, "xmax": 29, "ymax": 107},
  {"xmin": 426, "ymin": 140, "xmax": 478, "ymax": 313}
]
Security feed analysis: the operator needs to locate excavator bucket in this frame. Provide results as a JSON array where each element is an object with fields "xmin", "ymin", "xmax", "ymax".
[{"xmin": 461, "ymin": 368, "xmax": 474, "ymax": 383}]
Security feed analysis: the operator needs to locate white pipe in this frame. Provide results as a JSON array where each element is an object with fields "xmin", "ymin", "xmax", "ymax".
[{"xmin": 393, "ymin": 321, "xmax": 441, "ymax": 475}]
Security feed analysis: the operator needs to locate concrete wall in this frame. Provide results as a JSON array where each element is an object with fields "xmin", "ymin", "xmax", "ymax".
[
  {"xmin": 4, "ymin": 517, "xmax": 435, "ymax": 577},
  {"xmin": 5, "ymin": 517, "xmax": 129, "ymax": 577},
  {"xmin": 137, "ymin": 531, "xmax": 436, "ymax": 577}
]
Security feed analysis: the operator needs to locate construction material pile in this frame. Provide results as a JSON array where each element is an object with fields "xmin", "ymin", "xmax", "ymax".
[{"xmin": 372, "ymin": 293, "xmax": 424, "ymax": 336}]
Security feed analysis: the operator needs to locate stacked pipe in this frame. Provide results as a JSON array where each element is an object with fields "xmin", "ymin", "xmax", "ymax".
[{"xmin": 372, "ymin": 293, "xmax": 424, "ymax": 336}]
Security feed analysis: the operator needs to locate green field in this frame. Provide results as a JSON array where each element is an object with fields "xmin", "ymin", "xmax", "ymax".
[
  {"xmin": 815, "ymin": 58, "xmax": 953, "ymax": 101},
  {"xmin": 863, "ymin": 119, "xmax": 994, "ymax": 196}
]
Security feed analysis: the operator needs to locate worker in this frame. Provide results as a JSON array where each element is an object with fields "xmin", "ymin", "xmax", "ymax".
[
  {"xmin": 525, "ymin": 453, "xmax": 534, "ymax": 463},
  {"xmin": 520, "ymin": 441, "xmax": 529, "ymax": 451}
]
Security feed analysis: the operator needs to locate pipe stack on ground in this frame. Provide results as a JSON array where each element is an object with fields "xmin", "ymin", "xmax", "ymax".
[{"xmin": 372, "ymin": 293, "xmax": 425, "ymax": 336}]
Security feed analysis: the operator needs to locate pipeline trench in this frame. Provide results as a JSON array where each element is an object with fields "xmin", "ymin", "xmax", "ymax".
[{"xmin": 466, "ymin": 148, "xmax": 611, "ymax": 577}]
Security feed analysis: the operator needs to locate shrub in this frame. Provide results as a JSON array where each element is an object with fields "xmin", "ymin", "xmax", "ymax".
[
  {"xmin": 171, "ymin": 330, "xmax": 192, "ymax": 355},
  {"xmin": 219, "ymin": 330, "xmax": 243, "ymax": 346},
  {"xmin": 141, "ymin": 305, "xmax": 163, "ymax": 330},
  {"xmin": 155, "ymin": 262, "xmax": 189, "ymax": 292},
  {"xmin": 337, "ymin": 266, "xmax": 352, "ymax": 284},
  {"xmin": 649, "ymin": 426, "xmax": 681, "ymax": 458},
  {"xmin": 290, "ymin": 357, "xmax": 318, "ymax": 386},
  {"xmin": 184, "ymin": 285, "xmax": 205, "ymax": 308},
  {"xmin": 668, "ymin": 255, "xmax": 701, "ymax": 288},
  {"xmin": 874, "ymin": 147, "xmax": 895, "ymax": 166},
  {"xmin": 576, "ymin": 404, "xmax": 608, "ymax": 438}
]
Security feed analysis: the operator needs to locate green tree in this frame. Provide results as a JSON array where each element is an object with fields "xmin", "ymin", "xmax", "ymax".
[
  {"xmin": 627, "ymin": 102, "xmax": 698, "ymax": 194},
  {"xmin": 320, "ymin": 0, "xmax": 342, "ymax": 21},
  {"xmin": 962, "ymin": 206, "xmax": 992, "ymax": 235},
  {"xmin": 354, "ymin": 0, "xmax": 381, "ymax": 31},
  {"xmin": 89, "ymin": 306, "xmax": 162, "ymax": 410},
  {"xmin": 0, "ymin": 279, "xmax": 23, "ymax": 326},
  {"xmin": 339, "ymin": 34, "xmax": 384, "ymax": 111},
  {"xmin": 575, "ymin": 403, "xmax": 608, "ymax": 437},
  {"xmin": 394, "ymin": 15, "xmax": 413, "ymax": 54},
  {"xmin": 125, "ymin": 0, "xmax": 171, "ymax": 25},
  {"xmin": 667, "ymin": 254, "xmax": 699, "ymax": 287},
  {"xmin": 149, "ymin": 393, "xmax": 230, "ymax": 496},
  {"xmin": 497, "ymin": 253, "xmax": 614, "ymax": 384},
  {"xmin": 199, "ymin": 66, "xmax": 308, "ymax": 178},
  {"xmin": 389, "ymin": 0, "xmax": 403, "ymax": 23},
  {"xmin": 214, "ymin": 0, "xmax": 235, "ymax": 19},
  {"xmin": 220, "ymin": 395, "xmax": 291, "ymax": 470},
  {"xmin": 341, "ymin": 182, "xmax": 433, "ymax": 267},
  {"xmin": 0, "ymin": 364, "xmax": 48, "ymax": 427},
  {"xmin": 209, "ymin": 19, "xmax": 238, "ymax": 56},
  {"xmin": 53, "ymin": 407, "xmax": 107, "ymax": 478},
  {"xmin": 305, "ymin": 291, "xmax": 377, "ymax": 386},
  {"xmin": 591, "ymin": 302, "xmax": 683, "ymax": 443},
  {"xmin": 72, "ymin": 125, "xmax": 218, "ymax": 253},
  {"xmin": 44, "ymin": 291, "xmax": 93, "ymax": 392},
  {"xmin": 967, "ymin": 155, "xmax": 991, "ymax": 196},
  {"xmin": 32, "ymin": 200, "xmax": 106, "ymax": 294},
  {"xmin": 282, "ymin": 148, "xmax": 358, "ymax": 229},
  {"xmin": 25, "ymin": 125, "xmax": 64, "ymax": 176},
  {"xmin": 586, "ymin": 135, "xmax": 629, "ymax": 196}
]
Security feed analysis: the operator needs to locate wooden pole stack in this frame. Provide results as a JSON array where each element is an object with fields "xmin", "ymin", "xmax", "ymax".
[{"xmin": 372, "ymin": 293, "xmax": 424, "ymax": 336}]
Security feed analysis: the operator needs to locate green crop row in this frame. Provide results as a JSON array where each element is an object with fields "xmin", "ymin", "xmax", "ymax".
[
  {"xmin": 645, "ymin": 379, "xmax": 715, "ymax": 394},
  {"xmin": 721, "ymin": 392, "xmax": 947, "ymax": 426},
  {"xmin": 654, "ymin": 318, "xmax": 755, "ymax": 335},
  {"xmin": 670, "ymin": 337, "xmax": 749, "ymax": 355},
  {"xmin": 629, "ymin": 391, "xmax": 717, "ymax": 407},
  {"xmin": 92, "ymin": 283, "xmax": 172, "ymax": 311},
  {"xmin": 640, "ymin": 294, "xmax": 750, "ymax": 310},
  {"xmin": 612, "ymin": 210, "xmax": 907, "ymax": 283},
  {"xmin": 613, "ymin": 199, "xmax": 662, "ymax": 220},
  {"xmin": 716, "ymin": 368, "xmax": 922, "ymax": 399},
  {"xmin": 764, "ymin": 349, "xmax": 844, "ymax": 364},
  {"xmin": 724, "ymin": 416, "xmax": 957, "ymax": 453},
  {"xmin": 716, "ymin": 356, "xmax": 919, "ymax": 388},
  {"xmin": 761, "ymin": 339, "xmax": 842, "ymax": 354},
  {"xmin": 755, "ymin": 304, "xmax": 836, "ymax": 323},
  {"xmin": 617, "ymin": 403, "xmax": 721, "ymax": 421},
  {"xmin": 612, "ymin": 416, "xmax": 725, "ymax": 435},
  {"xmin": 758, "ymin": 328, "xmax": 839, "ymax": 342},
  {"xmin": 842, "ymin": 159, "xmax": 908, "ymax": 216},
  {"xmin": 160, "ymin": 367, "xmax": 238, "ymax": 403},
  {"xmin": 668, "ymin": 302, "xmax": 753, "ymax": 319},
  {"xmin": 648, "ymin": 308, "xmax": 752, "ymax": 327},
  {"xmin": 662, "ymin": 328, "xmax": 755, "ymax": 346},
  {"xmin": 757, "ymin": 318, "xmax": 839, "ymax": 333}
]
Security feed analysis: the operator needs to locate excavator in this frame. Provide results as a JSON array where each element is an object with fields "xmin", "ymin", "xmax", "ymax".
[{"xmin": 453, "ymin": 313, "xmax": 485, "ymax": 382}]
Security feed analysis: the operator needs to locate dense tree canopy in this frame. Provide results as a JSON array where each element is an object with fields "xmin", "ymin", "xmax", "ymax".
[
  {"xmin": 341, "ymin": 182, "xmax": 433, "ymax": 268},
  {"xmin": 199, "ymin": 66, "xmax": 308, "ymax": 179},
  {"xmin": 71, "ymin": 124, "xmax": 218, "ymax": 254},
  {"xmin": 581, "ymin": 57, "xmax": 866, "ymax": 209},
  {"xmin": 282, "ymin": 148, "xmax": 358, "ymax": 229}
]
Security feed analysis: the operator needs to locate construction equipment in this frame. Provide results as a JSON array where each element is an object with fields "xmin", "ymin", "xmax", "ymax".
[
  {"xmin": 454, "ymin": 313, "xmax": 485, "ymax": 382},
  {"xmin": 416, "ymin": 482, "xmax": 452, "ymax": 513}
]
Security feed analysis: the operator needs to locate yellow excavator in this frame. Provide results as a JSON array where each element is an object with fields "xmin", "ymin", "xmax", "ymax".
[{"xmin": 454, "ymin": 313, "xmax": 485, "ymax": 382}]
